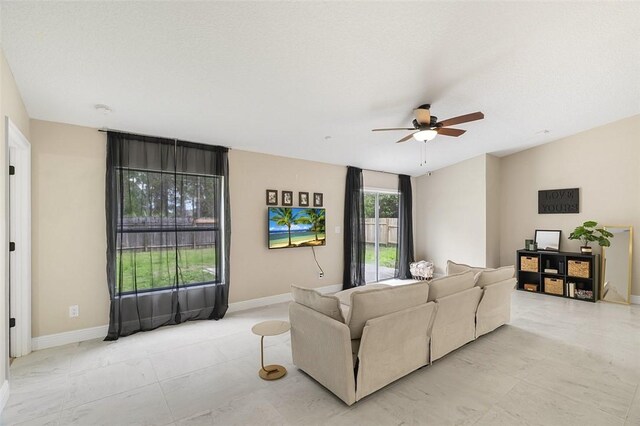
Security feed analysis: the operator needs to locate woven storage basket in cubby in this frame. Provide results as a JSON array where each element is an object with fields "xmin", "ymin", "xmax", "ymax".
[
  {"xmin": 520, "ymin": 256, "xmax": 538, "ymax": 272},
  {"xmin": 568, "ymin": 260, "xmax": 590, "ymax": 278},
  {"xmin": 544, "ymin": 277, "xmax": 564, "ymax": 295}
]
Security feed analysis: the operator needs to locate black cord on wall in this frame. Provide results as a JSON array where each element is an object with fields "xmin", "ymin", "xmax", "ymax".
[{"xmin": 311, "ymin": 246, "xmax": 325, "ymax": 276}]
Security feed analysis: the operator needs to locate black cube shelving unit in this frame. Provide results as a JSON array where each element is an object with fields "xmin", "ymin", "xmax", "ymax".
[{"xmin": 516, "ymin": 249, "xmax": 599, "ymax": 302}]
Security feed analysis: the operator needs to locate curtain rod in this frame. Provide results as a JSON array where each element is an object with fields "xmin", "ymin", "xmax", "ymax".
[
  {"xmin": 361, "ymin": 167, "xmax": 402, "ymax": 176},
  {"xmin": 97, "ymin": 127, "xmax": 231, "ymax": 150}
]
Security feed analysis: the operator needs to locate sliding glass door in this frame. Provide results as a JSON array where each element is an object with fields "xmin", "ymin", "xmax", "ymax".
[{"xmin": 364, "ymin": 190, "xmax": 399, "ymax": 283}]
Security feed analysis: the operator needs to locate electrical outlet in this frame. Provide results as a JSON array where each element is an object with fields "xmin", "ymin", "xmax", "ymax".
[
  {"xmin": 319, "ymin": 272, "xmax": 325, "ymax": 279},
  {"xmin": 69, "ymin": 305, "xmax": 79, "ymax": 318}
]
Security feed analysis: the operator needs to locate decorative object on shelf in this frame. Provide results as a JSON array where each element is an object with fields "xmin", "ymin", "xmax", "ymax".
[
  {"xmin": 568, "ymin": 220, "xmax": 613, "ymax": 253},
  {"xmin": 575, "ymin": 289, "xmax": 593, "ymax": 300},
  {"xmin": 313, "ymin": 192, "xmax": 323, "ymax": 207},
  {"xmin": 534, "ymin": 229, "xmax": 561, "ymax": 251},
  {"xmin": 298, "ymin": 192, "xmax": 309, "ymax": 207},
  {"xmin": 558, "ymin": 261, "xmax": 565, "ymax": 274},
  {"xmin": 282, "ymin": 190, "xmax": 293, "ymax": 206},
  {"xmin": 567, "ymin": 282, "xmax": 576, "ymax": 298},
  {"xmin": 266, "ymin": 189, "xmax": 278, "ymax": 206},
  {"xmin": 601, "ymin": 225, "xmax": 633, "ymax": 305},
  {"xmin": 525, "ymin": 239, "xmax": 534, "ymax": 250},
  {"xmin": 410, "ymin": 260, "xmax": 434, "ymax": 280},
  {"xmin": 524, "ymin": 283, "xmax": 538, "ymax": 292},
  {"xmin": 544, "ymin": 268, "xmax": 559, "ymax": 274},
  {"xmin": 538, "ymin": 188, "xmax": 579, "ymax": 214}
]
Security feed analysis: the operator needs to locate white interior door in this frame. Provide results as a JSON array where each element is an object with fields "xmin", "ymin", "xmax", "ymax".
[{"xmin": 7, "ymin": 118, "xmax": 31, "ymax": 358}]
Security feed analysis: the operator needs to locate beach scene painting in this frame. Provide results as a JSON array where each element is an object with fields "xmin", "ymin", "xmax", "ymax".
[{"xmin": 268, "ymin": 207, "xmax": 326, "ymax": 249}]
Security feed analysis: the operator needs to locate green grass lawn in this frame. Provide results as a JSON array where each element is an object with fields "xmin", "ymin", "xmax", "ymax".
[
  {"xmin": 117, "ymin": 246, "xmax": 216, "ymax": 293},
  {"xmin": 364, "ymin": 243, "xmax": 397, "ymax": 268}
]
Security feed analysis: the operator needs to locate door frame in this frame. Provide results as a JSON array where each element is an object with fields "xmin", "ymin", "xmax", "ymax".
[
  {"xmin": 7, "ymin": 118, "xmax": 31, "ymax": 357},
  {"xmin": 364, "ymin": 187, "xmax": 399, "ymax": 283}
]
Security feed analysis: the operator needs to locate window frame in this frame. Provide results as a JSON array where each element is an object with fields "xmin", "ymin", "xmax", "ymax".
[{"xmin": 115, "ymin": 166, "xmax": 224, "ymax": 296}]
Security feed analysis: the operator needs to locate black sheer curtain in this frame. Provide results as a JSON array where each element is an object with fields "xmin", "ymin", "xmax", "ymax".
[
  {"xmin": 105, "ymin": 132, "xmax": 230, "ymax": 340},
  {"xmin": 343, "ymin": 166, "xmax": 366, "ymax": 289},
  {"xmin": 396, "ymin": 174, "xmax": 414, "ymax": 278}
]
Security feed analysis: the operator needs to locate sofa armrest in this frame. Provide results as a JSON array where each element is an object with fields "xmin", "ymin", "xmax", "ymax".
[
  {"xmin": 476, "ymin": 278, "xmax": 516, "ymax": 338},
  {"xmin": 431, "ymin": 287, "xmax": 482, "ymax": 361},
  {"xmin": 356, "ymin": 302, "xmax": 436, "ymax": 400},
  {"xmin": 289, "ymin": 302, "xmax": 356, "ymax": 405}
]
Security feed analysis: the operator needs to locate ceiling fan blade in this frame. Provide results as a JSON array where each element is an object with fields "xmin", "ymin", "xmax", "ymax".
[
  {"xmin": 437, "ymin": 112, "xmax": 484, "ymax": 127},
  {"xmin": 413, "ymin": 108, "xmax": 431, "ymax": 125},
  {"xmin": 372, "ymin": 127, "xmax": 415, "ymax": 132},
  {"xmin": 437, "ymin": 128, "xmax": 466, "ymax": 137},
  {"xmin": 395, "ymin": 133, "xmax": 416, "ymax": 144}
]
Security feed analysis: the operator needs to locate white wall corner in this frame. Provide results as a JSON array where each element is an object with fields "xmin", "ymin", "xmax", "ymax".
[
  {"xmin": 0, "ymin": 380, "xmax": 9, "ymax": 413},
  {"xmin": 631, "ymin": 295, "xmax": 640, "ymax": 305}
]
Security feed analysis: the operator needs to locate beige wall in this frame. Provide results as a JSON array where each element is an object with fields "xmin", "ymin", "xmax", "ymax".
[
  {"xmin": 414, "ymin": 155, "xmax": 488, "ymax": 274},
  {"xmin": 28, "ymin": 124, "xmax": 353, "ymax": 335},
  {"xmin": 1, "ymin": 49, "xmax": 31, "ymax": 392},
  {"xmin": 30, "ymin": 120, "xmax": 109, "ymax": 337},
  {"xmin": 229, "ymin": 150, "xmax": 346, "ymax": 302},
  {"xmin": 485, "ymin": 154, "xmax": 501, "ymax": 268},
  {"xmin": 499, "ymin": 114, "xmax": 640, "ymax": 296}
]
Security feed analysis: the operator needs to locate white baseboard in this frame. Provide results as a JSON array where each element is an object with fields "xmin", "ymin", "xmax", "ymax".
[
  {"xmin": 31, "ymin": 325, "xmax": 109, "ymax": 351},
  {"xmin": 30, "ymin": 283, "xmax": 344, "ymax": 351},
  {"xmin": 226, "ymin": 283, "xmax": 342, "ymax": 313},
  {"xmin": 0, "ymin": 380, "xmax": 9, "ymax": 414},
  {"xmin": 631, "ymin": 295, "xmax": 640, "ymax": 305}
]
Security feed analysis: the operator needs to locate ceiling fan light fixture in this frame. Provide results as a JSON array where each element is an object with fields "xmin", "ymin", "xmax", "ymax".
[{"xmin": 413, "ymin": 129, "xmax": 438, "ymax": 141}]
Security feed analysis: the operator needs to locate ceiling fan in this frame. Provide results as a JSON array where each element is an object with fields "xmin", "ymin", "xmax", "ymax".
[{"xmin": 372, "ymin": 104, "xmax": 484, "ymax": 143}]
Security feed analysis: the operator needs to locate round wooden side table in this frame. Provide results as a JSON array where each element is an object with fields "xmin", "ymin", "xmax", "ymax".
[{"xmin": 251, "ymin": 320, "xmax": 291, "ymax": 380}]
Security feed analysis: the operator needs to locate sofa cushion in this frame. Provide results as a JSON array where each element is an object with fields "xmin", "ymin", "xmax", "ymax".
[
  {"xmin": 291, "ymin": 285, "xmax": 345, "ymax": 323},
  {"xmin": 475, "ymin": 266, "xmax": 515, "ymax": 288},
  {"xmin": 427, "ymin": 271, "xmax": 475, "ymax": 302},
  {"xmin": 334, "ymin": 284, "xmax": 391, "ymax": 307},
  {"xmin": 346, "ymin": 282, "xmax": 429, "ymax": 339},
  {"xmin": 446, "ymin": 260, "xmax": 486, "ymax": 276}
]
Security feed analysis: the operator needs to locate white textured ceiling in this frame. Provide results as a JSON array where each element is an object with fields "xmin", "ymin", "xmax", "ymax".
[{"xmin": 2, "ymin": 2, "xmax": 640, "ymax": 176}]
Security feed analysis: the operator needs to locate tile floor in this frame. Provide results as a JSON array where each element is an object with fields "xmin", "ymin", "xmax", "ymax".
[{"xmin": 2, "ymin": 291, "xmax": 640, "ymax": 425}]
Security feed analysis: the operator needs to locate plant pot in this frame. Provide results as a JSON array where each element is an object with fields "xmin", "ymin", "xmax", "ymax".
[{"xmin": 580, "ymin": 246, "xmax": 593, "ymax": 253}]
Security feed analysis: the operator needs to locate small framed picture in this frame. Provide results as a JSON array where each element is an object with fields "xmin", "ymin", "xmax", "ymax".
[
  {"xmin": 313, "ymin": 192, "xmax": 323, "ymax": 207},
  {"xmin": 299, "ymin": 192, "xmax": 309, "ymax": 207},
  {"xmin": 282, "ymin": 190, "xmax": 293, "ymax": 206},
  {"xmin": 266, "ymin": 189, "xmax": 278, "ymax": 206}
]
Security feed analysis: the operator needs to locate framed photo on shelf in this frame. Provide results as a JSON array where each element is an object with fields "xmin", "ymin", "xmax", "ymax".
[
  {"xmin": 313, "ymin": 192, "xmax": 323, "ymax": 207},
  {"xmin": 282, "ymin": 190, "xmax": 293, "ymax": 206},
  {"xmin": 299, "ymin": 192, "xmax": 309, "ymax": 207},
  {"xmin": 534, "ymin": 229, "xmax": 561, "ymax": 251},
  {"xmin": 266, "ymin": 189, "xmax": 278, "ymax": 206}
]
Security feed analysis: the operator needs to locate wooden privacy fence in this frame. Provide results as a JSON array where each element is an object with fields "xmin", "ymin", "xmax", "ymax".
[
  {"xmin": 118, "ymin": 217, "xmax": 216, "ymax": 251},
  {"xmin": 365, "ymin": 218, "xmax": 398, "ymax": 245}
]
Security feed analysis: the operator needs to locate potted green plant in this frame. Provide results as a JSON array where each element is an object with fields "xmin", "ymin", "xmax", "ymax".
[{"xmin": 568, "ymin": 221, "xmax": 613, "ymax": 253}]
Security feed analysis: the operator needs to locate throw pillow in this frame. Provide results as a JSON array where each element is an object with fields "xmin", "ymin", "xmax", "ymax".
[
  {"xmin": 446, "ymin": 260, "xmax": 486, "ymax": 276},
  {"xmin": 428, "ymin": 270, "xmax": 475, "ymax": 302},
  {"xmin": 475, "ymin": 266, "xmax": 515, "ymax": 288},
  {"xmin": 291, "ymin": 285, "xmax": 345, "ymax": 323},
  {"xmin": 334, "ymin": 283, "xmax": 391, "ymax": 307},
  {"xmin": 346, "ymin": 282, "xmax": 429, "ymax": 339}
]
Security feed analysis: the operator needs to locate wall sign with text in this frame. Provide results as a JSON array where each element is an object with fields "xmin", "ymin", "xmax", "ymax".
[{"xmin": 538, "ymin": 188, "xmax": 579, "ymax": 214}]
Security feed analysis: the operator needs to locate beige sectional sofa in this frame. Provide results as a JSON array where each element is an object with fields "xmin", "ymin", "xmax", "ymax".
[{"xmin": 289, "ymin": 261, "xmax": 516, "ymax": 405}]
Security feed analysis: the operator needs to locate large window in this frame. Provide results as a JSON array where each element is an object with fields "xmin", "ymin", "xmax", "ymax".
[
  {"xmin": 116, "ymin": 169, "xmax": 222, "ymax": 294},
  {"xmin": 106, "ymin": 132, "xmax": 230, "ymax": 340},
  {"xmin": 364, "ymin": 190, "xmax": 399, "ymax": 282}
]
